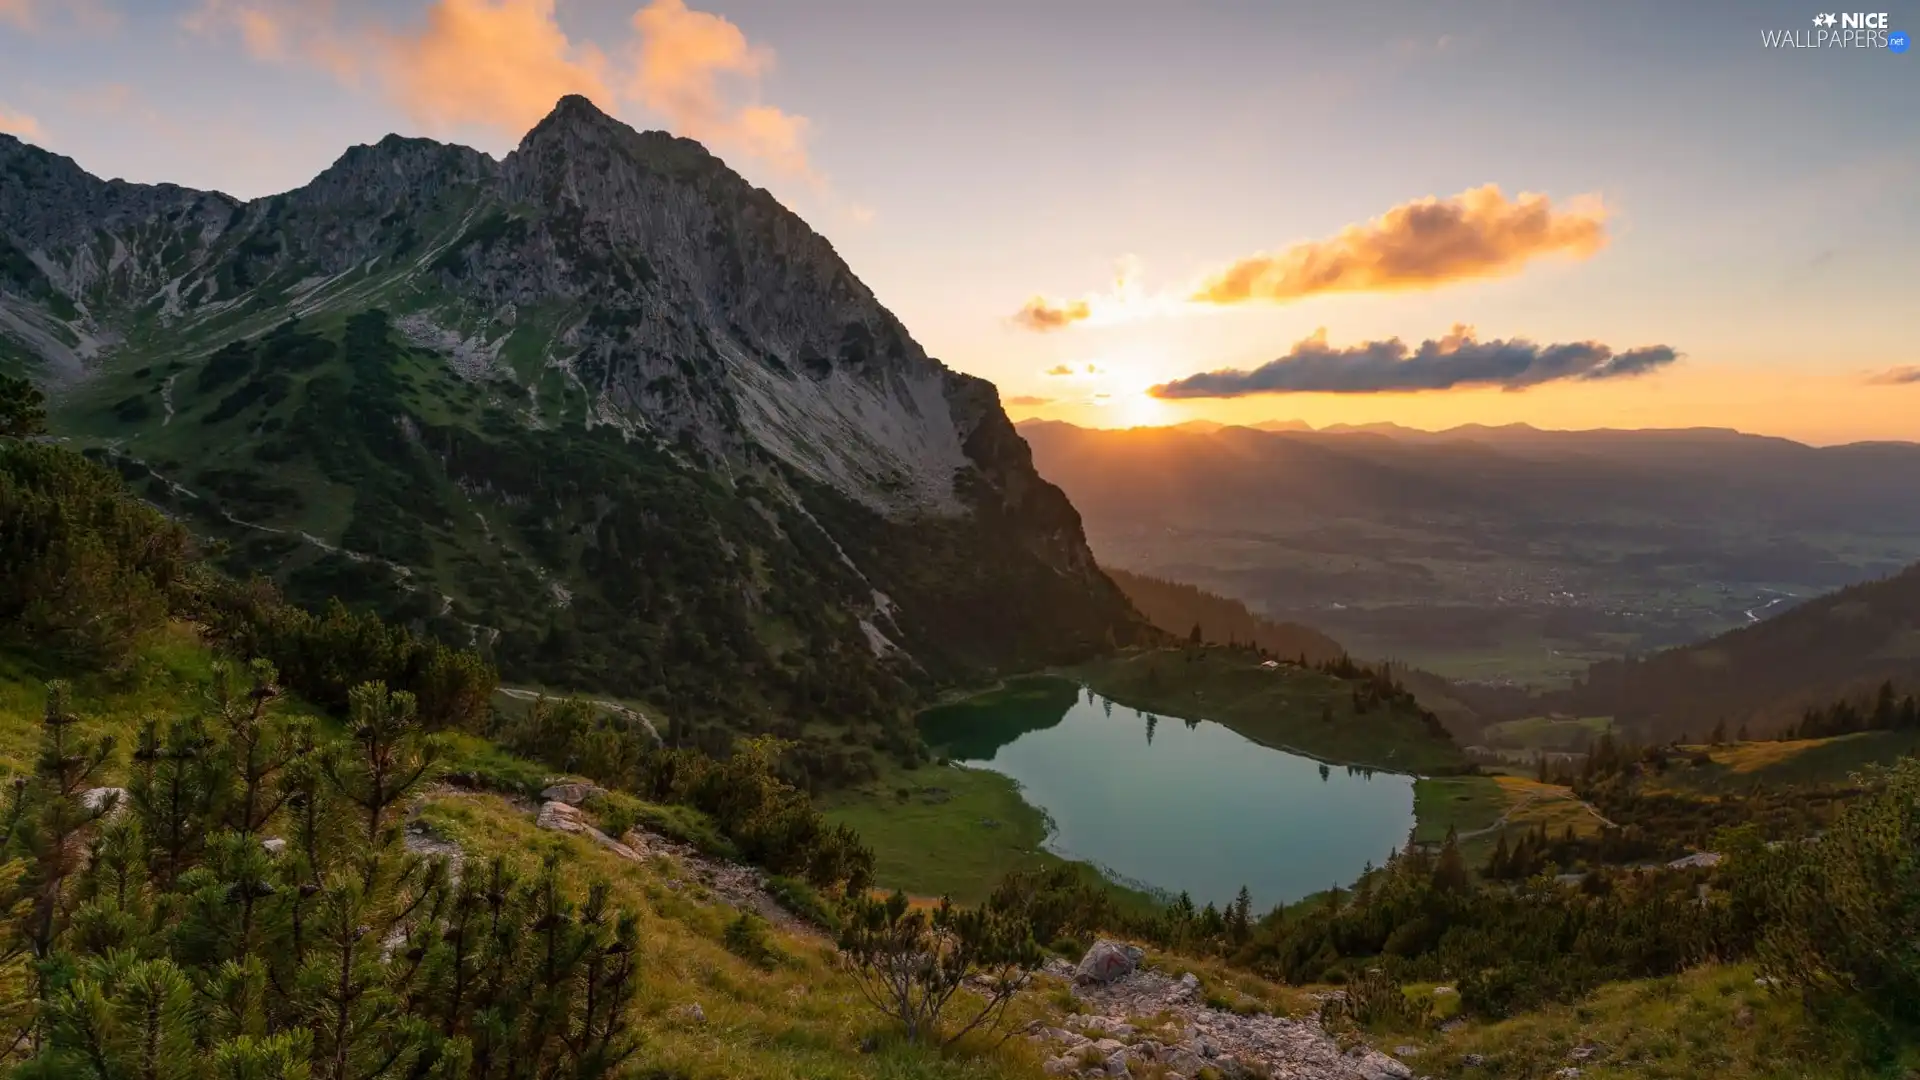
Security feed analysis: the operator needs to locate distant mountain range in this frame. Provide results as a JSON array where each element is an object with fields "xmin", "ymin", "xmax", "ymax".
[
  {"xmin": 1123, "ymin": 418, "xmax": 1914, "ymax": 449},
  {"xmin": 0, "ymin": 96, "xmax": 1145, "ymax": 740}
]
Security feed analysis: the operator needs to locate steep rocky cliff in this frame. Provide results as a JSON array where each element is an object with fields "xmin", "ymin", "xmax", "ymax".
[{"xmin": 0, "ymin": 95, "xmax": 1143, "ymax": 766}]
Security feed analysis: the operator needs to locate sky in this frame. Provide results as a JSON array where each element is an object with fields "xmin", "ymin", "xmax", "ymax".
[{"xmin": 1, "ymin": 0, "xmax": 1915, "ymax": 444}]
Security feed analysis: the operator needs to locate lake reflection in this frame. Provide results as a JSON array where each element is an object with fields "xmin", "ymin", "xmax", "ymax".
[{"xmin": 920, "ymin": 679, "xmax": 1415, "ymax": 911}]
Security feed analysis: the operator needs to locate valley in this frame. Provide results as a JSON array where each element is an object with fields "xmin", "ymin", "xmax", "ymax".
[{"xmin": 1020, "ymin": 420, "xmax": 1920, "ymax": 690}]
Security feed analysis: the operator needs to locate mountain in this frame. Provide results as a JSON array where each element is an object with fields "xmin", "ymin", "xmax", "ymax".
[
  {"xmin": 1558, "ymin": 561, "xmax": 1920, "ymax": 738},
  {"xmin": 1014, "ymin": 420, "xmax": 1920, "ymax": 687},
  {"xmin": 0, "ymin": 96, "xmax": 1144, "ymax": 751}
]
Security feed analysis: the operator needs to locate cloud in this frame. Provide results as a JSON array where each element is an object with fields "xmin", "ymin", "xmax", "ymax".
[
  {"xmin": 1017, "ymin": 298, "xmax": 1093, "ymax": 332},
  {"xmin": 1149, "ymin": 325, "xmax": 1679, "ymax": 398},
  {"xmin": 1, "ymin": 0, "xmax": 117, "ymax": 31},
  {"xmin": 0, "ymin": 106, "xmax": 43, "ymax": 140},
  {"xmin": 380, "ymin": 0, "xmax": 612, "ymax": 134},
  {"xmin": 627, "ymin": 0, "xmax": 812, "ymax": 180},
  {"xmin": 1003, "ymin": 395, "xmax": 1054, "ymax": 407},
  {"xmin": 1191, "ymin": 184, "xmax": 1609, "ymax": 305},
  {"xmin": 1866, "ymin": 366, "xmax": 1920, "ymax": 386},
  {"xmin": 1010, "ymin": 254, "xmax": 1159, "ymax": 333},
  {"xmin": 182, "ymin": 0, "xmax": 816, "ymax": 179},
  {"xmin": 1042, "ymin": 363, "xmax": 1105, "ymax": 378},
  {"xmin": 1043, "ymin": 364, "xmax": 1076, "ymax": 376}
]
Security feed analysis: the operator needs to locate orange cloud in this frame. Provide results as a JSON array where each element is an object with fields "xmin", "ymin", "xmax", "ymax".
[
  {"xmin": 1003, "ymin": 395, "xmax": 1054, "ymax": 407},
  {"xmin": 627, "ymin": 0, "xmax": 812, "ymax": 179},
  {"xmin": 0, "ymin": 106, "xmax": 42, "ymax": 140},
  {"xmin": 1018, "ymin": 298, "xmax": 1093, "ymax": 332},
  {"xmin": 380, "ymin": 0, "xmax": 612, "ymax": 134},
  {"xmin": 181, "ymin": 0, "xmax": 816, "ymax": 179},
  {"xmin": 1192, "ymin": 184, "xmax": 1608, "ymax": 304}
]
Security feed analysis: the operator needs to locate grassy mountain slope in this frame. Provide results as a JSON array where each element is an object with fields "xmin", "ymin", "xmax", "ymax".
[{"xmin": 1561, "ymin": 561, "xmax": 1920, "ymax": 738}]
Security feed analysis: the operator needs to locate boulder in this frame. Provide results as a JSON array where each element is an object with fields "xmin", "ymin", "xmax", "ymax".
[
  {"xmin": 536, "ymin": 800, "xmax": 588, "ymax": 833},
  {"xmin": 80, "ymin": 787, "xmax": 128, "ymax": 818},
  {"xmin": 539, "ymin": 782, "xmax": 604, "ymax": 806},
  {"xmin": 260, "ymin": 837, "xmax": 288, "ymax": 856},
  {"xmin": 1076, "ymin": 940, "xmax": 1145, "ymax": 985},
  {"xmin": 1103, "ymin": 1049, "xmax": 1131, "ymax": 1077},
  {"xmin": 1353, "ymin": 1051, "xmax": 1415, "ymax": 1080}
]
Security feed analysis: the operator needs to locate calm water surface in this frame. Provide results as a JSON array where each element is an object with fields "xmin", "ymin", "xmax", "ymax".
[{"xmin": 920, "ymin": 679, "xmax": 1415, "ymax": 911}]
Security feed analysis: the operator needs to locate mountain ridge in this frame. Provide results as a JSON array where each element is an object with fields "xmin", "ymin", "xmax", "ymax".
[
  {"xmin": 0, "ymin": 96, "xmax": 1145, "ymax": 760},
  {"xmin": 1016, "ymin": 417, "xmax": 1913, "ymax": 451}
]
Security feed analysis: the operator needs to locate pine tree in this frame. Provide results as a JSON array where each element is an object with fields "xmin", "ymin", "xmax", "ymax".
[
  {"xmin": 322, "ymin": 683, "xmax": 442, "ymax": 849},
  {"xmin": 1433, "ymin": 827, "xmax": 1470, "ymax": 893},
  {"xmin": 1227, "ymin": 886, "xmax": 1254, "ymax": 947},
  {"xmin": 0, "ymin": 374, "xmax": 47, "ymax": 439}
]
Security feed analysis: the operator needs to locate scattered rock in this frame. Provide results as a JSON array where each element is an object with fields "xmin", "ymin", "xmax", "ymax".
[
  {"xmin": 1076, "ymin": 940, "xmax": 1146, "ymax": 985},
  {"xmin": 1354, "ymin": 1049, "xmax": 1415, "ymax": 1079},
  {"xmin": 1461, "ymin": 1053, "xmax": 1486, "ymax": 1068},
  {"xmin": 260, "ymin": 837, "xmax": 288, "ymax": 856},
  {"xmin": 1431, "ymin": 985, "xmax": 1456, "ymax": 995},
  {"xmin": 404, "ymin": 819, "xmax": 464, "ymax": 873},
  {"xmin": 539, "ymin": 782, "xmax": 603, "ymax": 806},
  {"xmin": 1554, "ymin": 1069, "xmax": 1582, "ymax": 1079},
  {"xmin": 682, "ymin": 1003, "xmax": 705, "ymax": 1024},
  {"xmin": 1394, "ymin": 1044, "xmax": 1421, "ymax": 1056},
  {"xmin": 1035, "ymin": 946, "xmax": 1419, "ymax": 1080},
  {"xmin": 1568, "ymin": 1045, "xmax": 1598, "ymax": 1062},
  {"xmin": 80, "ymin": 787, "xmax": 128, "ymax": 818}
]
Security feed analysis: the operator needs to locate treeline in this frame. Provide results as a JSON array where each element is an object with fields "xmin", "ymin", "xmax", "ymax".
[
  {"xmin": 1107, "ymin": 567, "xmax": 1346, "ymax": 663},
  {"xmin": 1316, "ymin": 654, "xmax": 1452, "ymax": 742},
  {"xmin": 1779, "ymin": 679, "xmax": 1920, "ymax": 739}
]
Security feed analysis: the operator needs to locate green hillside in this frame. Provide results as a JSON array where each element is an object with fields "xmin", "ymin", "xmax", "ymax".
[
  {"xmin": 1565, "ymin": 562, "xmax": 1920, "ymax": 738},
  {"xmin": 1064, "ymin": 647, "xmax": 1471, "ymax": 774}
]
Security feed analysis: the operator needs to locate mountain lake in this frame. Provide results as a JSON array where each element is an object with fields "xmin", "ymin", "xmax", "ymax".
[{"xmin": 919, "ymin": 677, "xmax": 1417, "ymax": 911}]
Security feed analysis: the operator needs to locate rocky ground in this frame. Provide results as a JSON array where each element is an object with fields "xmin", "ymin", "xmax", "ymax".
[
  {"xmin": 418, "ymin": 782, "xmax": 1420, "ymax": 1079},
  {"xmin": 1024, "ymin": 943, "xmax": 1420, "ymax": 1080}
]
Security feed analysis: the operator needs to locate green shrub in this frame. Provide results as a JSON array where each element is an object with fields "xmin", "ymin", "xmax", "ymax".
[{"xmin": 722, "ymin": 912, "xmax": 782, "ymax": 969}]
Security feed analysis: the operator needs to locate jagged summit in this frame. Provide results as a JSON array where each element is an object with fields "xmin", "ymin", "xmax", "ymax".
[{"xmin": 517, "ymin": 94, "xmax": 716, "ymax": 172}]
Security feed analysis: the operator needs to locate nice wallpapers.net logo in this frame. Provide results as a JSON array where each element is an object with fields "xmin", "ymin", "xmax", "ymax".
[{"xmin": 1760, "ymin": 11, "xmax": 1909, "ymax": 49}]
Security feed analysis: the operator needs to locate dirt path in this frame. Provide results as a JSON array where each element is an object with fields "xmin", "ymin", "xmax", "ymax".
[
  {"xmin": 496, "ymin": 686, "xmax": 662, "ymax": 744},
  {"xmin": 1456, "ymin": 787, "xmax": 1617, "ymax": 842}
]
